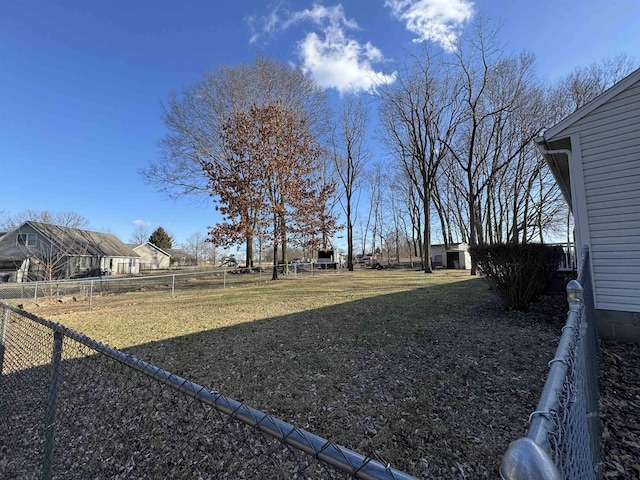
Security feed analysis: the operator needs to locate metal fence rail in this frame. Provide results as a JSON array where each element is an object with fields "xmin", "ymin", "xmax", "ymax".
[
  {"xmin": 0, "ymin": 303, "xmax": 415, "ymax": 480},
  {"xmin": 500, "ymin": 246, "xmax": 601, "ymax": 479},
  {"xmin": 0, "ymin": 263, "xmax": 338, "ymax": 309}
]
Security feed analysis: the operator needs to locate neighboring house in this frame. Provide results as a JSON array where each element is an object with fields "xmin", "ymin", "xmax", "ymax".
[
  {"xmin": 536, "ymin": 67, "xmax": 640, "ymax": 342},
  {"xmin": 133, "ymin": 242, "xmax": 171, "ymax": 270},
  {"xmin": 431, "ymin": 243, "xmax": 471, "ymax": 269},
  {"xmin": 0, "ymin": 221, "xmax": 140, "ymax": 282}
]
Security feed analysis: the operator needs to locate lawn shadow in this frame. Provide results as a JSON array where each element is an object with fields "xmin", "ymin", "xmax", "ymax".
[{"xmin": 1, "ymin": 277, "xmax": 566, "ymax": 478}]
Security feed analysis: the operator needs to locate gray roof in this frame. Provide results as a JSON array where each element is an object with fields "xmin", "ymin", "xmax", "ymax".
[{"xmin": 133, "ymin": 242, "xmax": 171, "ymax": 257}]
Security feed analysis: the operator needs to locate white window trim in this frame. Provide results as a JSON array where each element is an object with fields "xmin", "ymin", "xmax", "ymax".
[{"xmin": 17, "ymin": 233, "xmax": 37, "ymax": 247}]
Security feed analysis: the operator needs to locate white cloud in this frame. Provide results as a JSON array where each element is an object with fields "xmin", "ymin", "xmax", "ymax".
[
  {"xmin": 133, "ymin": 219, "xmax": 152, "ymax": 226},
  {"xmin": 284, "ymin": 4, "xmax": 359, "ymax": 30},
  {"xmin": 385, "ymin": 0, "xmax": 474, "ymax": 51},
  {"xmin": 248, "ymin": 4, "xmax": 395, "ymax": 94},
  {"xmin": 297, "ymin": 30, "xmax": 396, "ymax": 94},
  {"xmin": 247, "ymin": 4, "xmax": 286, "ymax": 44}
]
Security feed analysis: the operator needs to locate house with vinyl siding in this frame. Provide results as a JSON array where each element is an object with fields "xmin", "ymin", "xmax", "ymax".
[
  {"xmin": 535, "ymin": 68, "xmax": 640, "ymax": 342},
  {"xmin": 132, "ymin": 242, "xmax": 171, "ymax": 270},
  {"xmin": 0, "ymin": 221, "xmax": 140, "ymax": 282}
]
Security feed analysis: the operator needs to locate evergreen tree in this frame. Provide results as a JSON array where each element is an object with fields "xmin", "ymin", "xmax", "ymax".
[{"xmin": 149, "ymin": 227, "xmax": 173, "ymax": 249}]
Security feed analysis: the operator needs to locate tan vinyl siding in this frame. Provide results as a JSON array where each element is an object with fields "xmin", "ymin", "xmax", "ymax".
[{"xmin": 571, "ymin": 80, "xmax": 640, "ymax": 313}]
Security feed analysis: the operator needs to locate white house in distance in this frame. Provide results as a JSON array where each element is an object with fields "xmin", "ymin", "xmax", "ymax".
[
  {"xmin": 431, "ymin": 243, "xmax": 471, "ymax": 269},
  {"xmin": 535, "ymin": 68, "xmax": 640, "ymax": 342},
  {"xmin": 133, "ymin": 242, "xmax": 172, "ymax": 270}
]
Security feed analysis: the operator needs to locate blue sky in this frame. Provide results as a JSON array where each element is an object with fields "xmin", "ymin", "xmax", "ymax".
[{"xmin": 1, "ymin": 0, "xmax": 639, "ymax": 246}]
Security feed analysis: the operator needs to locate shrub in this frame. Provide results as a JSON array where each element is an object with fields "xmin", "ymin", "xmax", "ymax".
[{"xmin": 470, "ymin": 243, "xmax": 564, "ymax": 310}]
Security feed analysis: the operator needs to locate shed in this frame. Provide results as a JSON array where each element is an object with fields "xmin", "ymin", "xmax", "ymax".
[
  {"xmin": 535, "ymin": 68, "xmax": 640, "ymax": 342},
  {"xmin": 431, "ymin": 243, "xmax": 471, "ymax": 269}
]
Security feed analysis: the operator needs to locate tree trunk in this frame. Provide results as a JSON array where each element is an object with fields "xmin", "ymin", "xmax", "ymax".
[
  {"xmin": 272, "ymin": 213, "xmax": 279, "ymax": 281},
  {"xmin": 468, "ymin": 169, "xmax": 478, "ymax": 276},
  {"xmin": 280, "ymin": 214, "xmax": 288, "ymax": 274},
  {"xmin": 347, "ymin": 207, "xmax": 354, "ymax": 271},
  {"xmin": 423, "ymin": 184, "xmax": 433, "ymax": 273},
  {"xmin": 246, "ymin": 235, "xmax": 254, "ymax": 269}
]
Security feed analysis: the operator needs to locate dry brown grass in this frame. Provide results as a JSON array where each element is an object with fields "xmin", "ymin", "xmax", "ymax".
[{"xmin": 28, "ymin": 269, "xmax": 565, "ymax": 478}]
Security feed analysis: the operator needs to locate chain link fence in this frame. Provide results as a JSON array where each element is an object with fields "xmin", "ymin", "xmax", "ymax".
[
  {"xmin": 500, "ymin": 246, "xmax": 601, "ymax": 479},
  {"xmin": 0, "ymin": 263, "xmax": 339, "ymax": 309},
  {"xmin": 0, "ymin": 303, "xmax": 415, "ymax": 479}
]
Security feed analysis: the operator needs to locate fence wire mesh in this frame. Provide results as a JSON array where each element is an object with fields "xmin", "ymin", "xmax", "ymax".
[
  {"xmin": 500, "ymin": 246, "xmax": 601, "ymax": 480},
  {"xmin": 547, "ymin": 317, "xmax": 596, "ymax": 480},
  {"xmin": 0, "ymin": 304, "xmax": 414, "ymax": 480},
  {"xmin": 0, "ymin": 264, "xmax": 338, "ymax": 308}
]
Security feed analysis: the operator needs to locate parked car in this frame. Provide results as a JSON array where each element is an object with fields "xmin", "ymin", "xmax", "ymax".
[{"xmin": 71, "ymin": 268, "xmax": 108, "ymax": 279}]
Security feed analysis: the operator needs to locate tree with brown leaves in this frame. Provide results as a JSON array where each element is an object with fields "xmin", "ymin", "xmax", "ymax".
[
  {"xmin": 142, "ymin": 57, "xmax": 330, "ymax": 268},
  {"xmin": 218, "ymin": 102, "xmax": 336, "ymax": 280}
]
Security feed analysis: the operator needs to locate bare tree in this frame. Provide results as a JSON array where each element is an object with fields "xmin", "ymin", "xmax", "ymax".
[
  {"xmin": 379, "ymin": 49, "xmax": 462, "ymax": 272},
  {"xmin": 364, "ymin": 162, "xmax": 388, "ymax": 257},
  {"xmin": 550, "ymin": 54, "xmax": 636, "ymax": 119},
  {"xmin": 387, "ymin": 180, "xmax": 407, "ymax": 264},
  {"xmin": 440, "ymin": 20, "xmax": 542, "ymax": 274},
  {"xmin": 129, "ymin": 225, "xmax": 150, "ymax": 245},
  {"xmin": 141, "ymin": 57, "xmax": 330, "ymax": 267},
  {"xmin": 331, "ymin": 96, "xmax": 371, "ymax": 271},
  {"xmin": 4, "ymin": 210, "xmax": 90, "ymax": 230},
  {"xmin": 0, "ymin": 211, "xmax": 9, "ymax": 231},
  {"xmin": 181, "ymin": 232, "xmax": 212, "ymax": 265}
]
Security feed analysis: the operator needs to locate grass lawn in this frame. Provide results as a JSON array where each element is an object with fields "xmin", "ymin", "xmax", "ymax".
[{"xmin": 32, "ymin": 269, "xmax": 564, "ymax": 478}]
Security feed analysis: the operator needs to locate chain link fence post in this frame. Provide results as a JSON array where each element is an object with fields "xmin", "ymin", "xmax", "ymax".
[
  {"xmin": 0, "ymin": 305, "xmax": 8, "ymax": 376},
  {"xmin": 89, "ymin": 280, "xmax": 94, "ymax": 311}
]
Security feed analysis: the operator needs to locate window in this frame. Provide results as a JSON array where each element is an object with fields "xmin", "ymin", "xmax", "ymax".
[
  {"xmin": 16, "ymin": 233, "xmax": 37, "ymax": 247},
  {"xmin": 129, "ymin": 258, "xmax": 137, "ymax": 267}
]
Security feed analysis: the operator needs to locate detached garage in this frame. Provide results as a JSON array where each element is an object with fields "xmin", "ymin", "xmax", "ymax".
[{"xmin": 536, "ymin": 68, "xmax": 640, "ymax": 342}]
